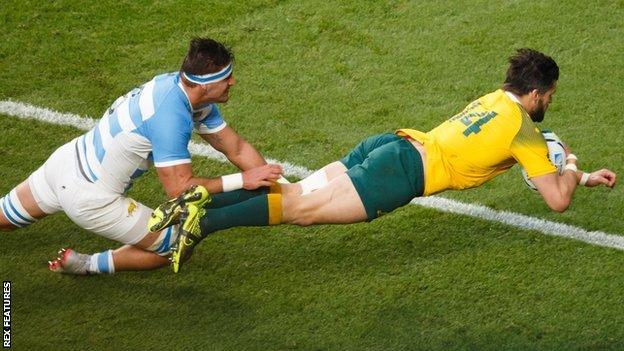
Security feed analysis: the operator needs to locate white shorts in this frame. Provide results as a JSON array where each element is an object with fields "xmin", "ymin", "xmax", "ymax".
[{"xmin": 28, "ymin": 140, "xmax": 153, "ymax": 245}]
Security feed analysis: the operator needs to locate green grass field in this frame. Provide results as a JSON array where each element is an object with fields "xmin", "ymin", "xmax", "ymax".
[{"xmin": 1, "ymin": 1, "xmax": 623, "ymax": 349}]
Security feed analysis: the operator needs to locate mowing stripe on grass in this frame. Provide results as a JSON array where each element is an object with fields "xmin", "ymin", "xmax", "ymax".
[{"xmin": 1, "ymin": 99, "xmax": 623, "ymax": 251}]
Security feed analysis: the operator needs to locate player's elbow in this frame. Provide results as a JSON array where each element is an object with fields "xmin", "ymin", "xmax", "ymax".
[
  {"xmin": 539, "ymin": 188, "xmax": 572, "ymax": 213},
  {"xmin": 549, "ymin": 204, "xmax": 568, "ymax": 213},
  {"xmin": 547, "ymin": 198, "xmax": 571, "ymax": 213}
]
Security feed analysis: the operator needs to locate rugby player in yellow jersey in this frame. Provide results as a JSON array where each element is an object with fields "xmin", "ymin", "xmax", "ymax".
[{"xmin": 149, "ymin": 48, "xmax": 617, "ymax": 273}]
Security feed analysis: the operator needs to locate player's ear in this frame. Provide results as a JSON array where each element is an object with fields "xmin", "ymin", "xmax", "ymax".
[
  {"xmin": 528, "ymin": 89, "xmax": 540, "ymax": 101},
  {"xmin": 202, "ymin": 83, "xmax": 211, "ymax": 95}
]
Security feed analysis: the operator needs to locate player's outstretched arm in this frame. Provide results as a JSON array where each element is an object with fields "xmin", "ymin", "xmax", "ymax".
[
  {"xmin": 199, "ymin": 125, "xmax": 285, "ymax": 189},
  {"xmin": 530, "ymin": 168, "xmax": 616, "ymax": 213},
  {"xmin": 156, "ymin": 163, "xmax": 283, "ymax": 198},
  {"xmin": 156, "ymin": 163, "xmax": 222, "ymax": 197},
  {"xmin": 200, "ymin": 126, "xmax": 267, "ymax": 170}
]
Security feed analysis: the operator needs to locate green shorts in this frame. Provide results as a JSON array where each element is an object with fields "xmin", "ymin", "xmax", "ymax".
[{"xmin": 341, "ymin": 133, "xmax": 425, "ymax": 220}]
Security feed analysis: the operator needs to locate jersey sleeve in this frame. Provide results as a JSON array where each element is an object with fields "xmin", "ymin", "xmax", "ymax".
[
  {"xmin": 144, "ymin": 110, "xmax": 192, "ymax": 168},
  {"xmin": 509, "ymin": 116, "xmax": 556, "ymax": 178},
  {"xmin": 193, "ymin": 104, "xmax": 227, "ymax": 134}
]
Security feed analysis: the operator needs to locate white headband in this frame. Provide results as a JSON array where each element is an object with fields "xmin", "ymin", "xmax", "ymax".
[{"xmin": 183, "ymin": 63, "xmax": 232, "ymax": 84}]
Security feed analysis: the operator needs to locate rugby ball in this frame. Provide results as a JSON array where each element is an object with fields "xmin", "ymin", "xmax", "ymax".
[{"xmin": 521, "ymin": 130, "xmax": 566, "ymax": 191}]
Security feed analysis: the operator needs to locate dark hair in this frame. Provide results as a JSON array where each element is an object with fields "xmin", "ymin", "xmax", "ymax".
[
  {"xmin": 502, "ymin": 48, "xmax": 559, "ymax": 95},
  {"xmin": 180, "ymin": 38, "xmax": 233, "ymax": 86}
]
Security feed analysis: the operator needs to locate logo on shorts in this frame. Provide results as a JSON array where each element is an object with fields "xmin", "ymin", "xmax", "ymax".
[
  {"xmin": 376, "ymin": 210, "xmax": 387, "ymax": 218},
  {"xmin": 127, "ymin": 201, "xmax": 138, "ymax": 217}
]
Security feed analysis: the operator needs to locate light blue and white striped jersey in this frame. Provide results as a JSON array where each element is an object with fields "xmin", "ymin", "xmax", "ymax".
[{"xmin": 73, "ymin": 72, "xmax": 226, "ymax": 194}]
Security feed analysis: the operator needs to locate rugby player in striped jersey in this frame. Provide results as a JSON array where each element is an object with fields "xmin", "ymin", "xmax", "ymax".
[{"xmin": 0, "ymin": 38, "xmax": 283, "ymax": 275}]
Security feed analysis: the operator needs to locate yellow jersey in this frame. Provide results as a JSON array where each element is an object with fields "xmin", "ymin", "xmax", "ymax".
[{"xmin": 397, "ymin": 89, "xmax": 556, "ymax": 196}]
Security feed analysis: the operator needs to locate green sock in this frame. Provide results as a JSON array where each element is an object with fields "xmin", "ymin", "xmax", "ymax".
[
  {"xmin": 200, "ymin": 193, "xmax": 282, "ymax": 236},
  {"xmin": 204, "ymin": 183, "xmax": 282, "ymax": 209},
  {"xmin": 204, "ymin": 187, "xmax": 269, "ymax": 209}
]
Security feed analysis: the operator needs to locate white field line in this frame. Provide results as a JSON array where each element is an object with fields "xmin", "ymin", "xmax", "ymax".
[{"xmin": 2, "ymin": 99, "xmax": 623, "ymax": 251}]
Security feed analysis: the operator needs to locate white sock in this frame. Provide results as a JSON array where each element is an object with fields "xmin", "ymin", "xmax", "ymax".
[{"xmin": 88, "ymin": 250, "xmax": 115, "ymax": 274}]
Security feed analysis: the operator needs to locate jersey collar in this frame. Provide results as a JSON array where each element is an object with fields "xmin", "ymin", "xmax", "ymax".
[
  {"xmin": 503, "ymin": 90, "xmax": 532, "ymax": 116},
  {"xmin": 176, "ymin": 74, "xmax": 193, "ymax": 113},
  {"xmin": 175, "ymin": 73, "xmax": 216, "ymax": 113},
  {"xmin": 504, "ymin": 90, "xmax": 521, "ymax": 104}
]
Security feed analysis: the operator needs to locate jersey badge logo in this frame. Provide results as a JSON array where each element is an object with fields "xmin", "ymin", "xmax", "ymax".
[{"xmin": 127, "ymin": 201, "xmax": 138, "ymax": 217}]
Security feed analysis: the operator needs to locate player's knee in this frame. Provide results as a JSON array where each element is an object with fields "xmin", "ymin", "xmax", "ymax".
[{"xmin": 286, "ymin": 200, "xmax": 317, "ymax": 227}]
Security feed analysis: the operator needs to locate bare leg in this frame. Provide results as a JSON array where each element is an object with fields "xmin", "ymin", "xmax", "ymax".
[
  {"xmin": 168, "ymin": 172, "xmax": 366, "ymax": 272},
  {"xmin": 110, "ymin": 227, "xmax": 171, "ymax": 271},
  {"xmin": 0, "ymin": 179, "xmax": 170, "ymax": 272},
  {"xmin": 283, "ymin": 173, "xmax": 367, "ymax": 225},
  {"xmin": 51, "ymin": 227, "xmax": 173, "ymax": 274},
  {"xmin": 112, "ymin": 244, "xmax": 169, "ymax": 271}
]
